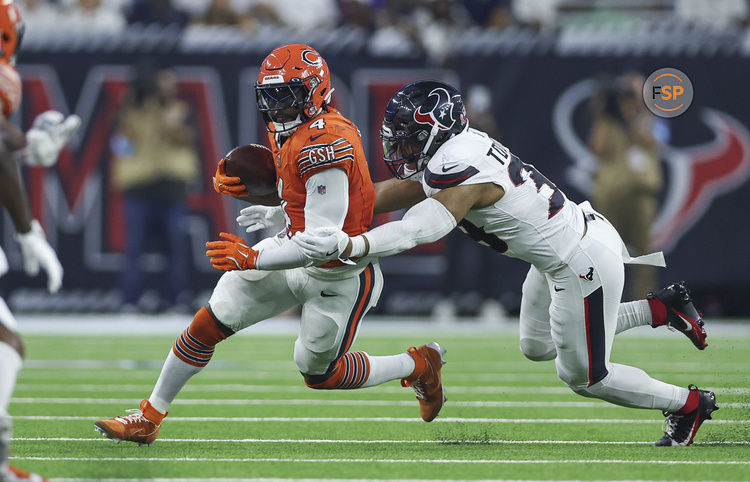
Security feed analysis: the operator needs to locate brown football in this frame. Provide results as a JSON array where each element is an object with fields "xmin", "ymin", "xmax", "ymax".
[{"xmin": 223, "ymin": 144, "xmax": 280, "ymax": 205}]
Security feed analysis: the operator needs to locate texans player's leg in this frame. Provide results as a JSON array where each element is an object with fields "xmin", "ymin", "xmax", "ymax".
[
  {"xmin": 519, "ymin": 265, "xmax": 556, "ymax": 361},
  {"xmin": 551, "ymin": 220, "xmax": 689, "ymax": 412}
]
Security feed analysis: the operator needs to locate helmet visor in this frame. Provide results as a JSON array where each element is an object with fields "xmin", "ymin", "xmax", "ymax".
[
  {"xmin": 255, "ymin": 83, "xmax": 308, "ymax": 124},
  {"xmin": 381, "ymin": 127, "xmax": 427, "ymax": 179}
]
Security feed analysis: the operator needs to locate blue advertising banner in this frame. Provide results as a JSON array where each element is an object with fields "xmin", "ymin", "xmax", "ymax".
[{"xmin": 1, "ymin": 48, "xmax": 748, "ymax": 316}]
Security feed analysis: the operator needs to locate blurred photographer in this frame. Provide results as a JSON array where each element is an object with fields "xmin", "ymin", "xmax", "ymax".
[{"xmin": 588, "ymin": 74, "xmax": 663, "ymax": 299}]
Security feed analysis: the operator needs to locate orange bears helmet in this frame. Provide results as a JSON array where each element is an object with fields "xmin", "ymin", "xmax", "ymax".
[
  {"xmin": 255, "ymin": 43, "xmax": 332, "ymax": 134},
  {"xmin": 0, "ymin": 0, "xmax": 23, "ymax": 67},
  {"xmin": 0, "ymin": 1, "xmax": 22, "ymax": 116}
]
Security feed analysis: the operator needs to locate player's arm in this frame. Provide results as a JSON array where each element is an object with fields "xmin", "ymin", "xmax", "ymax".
[
  {"xmin": 206, "ymin": 168, "xmax": 349, "ymax": 271},
  {"xmin": 373, "ymin": 178, "xmax": 426, "ymax": 214},
  {"xmin": 0, "ymin": 116, "xmax": 31, "ymax": 233},
  {"xmin": 0, "ymin": 114, "xmax": 64, "ymax": 292},
  {"xmin": 295, "ymin": 182, "xmax": 504, "ymax": 260}
]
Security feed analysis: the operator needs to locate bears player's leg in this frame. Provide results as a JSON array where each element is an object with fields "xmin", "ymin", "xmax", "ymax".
[
  {"xmin": 95, "ymin": 266, "xmax": 299, "ymax": 445},
  {"xmin": 147, "ymin": 268, "xmax": 298, "ymax": 416},
  {"xmin": 294, "ymin": 262, "xmax": 447, "ymax": 421},
  {"xmin": 519, "ymin": 265, "xmax": 556, "ymax": 361},
  {"xmin": 294, "ymin": 263, "xmax": 385, "ymax": 387},
  {"xmin": 0, "ymin": 305, "xmax": 22, "ymax": 473}
]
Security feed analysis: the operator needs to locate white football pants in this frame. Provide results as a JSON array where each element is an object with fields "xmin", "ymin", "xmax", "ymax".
[
  {"xmin": 209, "ymin": 242, "xmax": 383, "ymax": 376},
  {"xmin": 519, "ymin": 214, "xmax": 687, "ymax": 412}
]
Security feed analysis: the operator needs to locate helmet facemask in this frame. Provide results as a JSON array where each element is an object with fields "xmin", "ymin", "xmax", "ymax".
[
  {"xmin": 255, "ymin": 78, "xmax": 317, "ymax": 135},
  {"xmin": 381, "ymin": 124, "xmax": 432, "ymax": 180}
]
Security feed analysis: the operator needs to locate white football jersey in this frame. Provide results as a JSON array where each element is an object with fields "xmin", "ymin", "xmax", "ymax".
[{"xmin": 422, "ymin": 128, "xmax": 586, "ymax": 273}]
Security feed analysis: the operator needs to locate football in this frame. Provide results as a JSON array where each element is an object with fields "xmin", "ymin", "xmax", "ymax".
[{"xmin": 223, "ymin": 143, "xmax": 280, "ymax": 205}]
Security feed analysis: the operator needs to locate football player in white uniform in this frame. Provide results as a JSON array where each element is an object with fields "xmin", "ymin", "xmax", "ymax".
[
  {"xmin": 0, "ymin": 3, "xmax": 80, "ymax": 480},
  {"xmin": 293, "ymin": 80, "xmax": 716, "ymax": 447}
]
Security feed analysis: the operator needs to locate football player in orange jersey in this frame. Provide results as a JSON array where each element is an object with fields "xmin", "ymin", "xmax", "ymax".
[
  {"xmin": 94, "ymin": 44, "xmax": 446, "ymax": 446},
  {"xmin": 0, "ymin": 2, "xmax": 79, "ymax": 480}
]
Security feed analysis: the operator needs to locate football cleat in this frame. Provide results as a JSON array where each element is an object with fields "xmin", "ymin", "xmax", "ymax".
[
  {"xmin": 648, "ymin": 281, "xmax": 707, "ymax": 350},
  {"xmin": 94, "ymin": 399, "xmax": 166, "ymax": 446},
  {"xmin": 1, "ymin": 466, "xmax": 48, "ymax": 482},
  {"xmin": 402, "ymin": 342, "xmax": 447, "ymax": 422},
  {"xmin": 655, "ymin": 385, "xmax": 718, "ymax": 446}
]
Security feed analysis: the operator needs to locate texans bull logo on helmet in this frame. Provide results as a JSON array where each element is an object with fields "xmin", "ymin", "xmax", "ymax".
[{"xmin": 413, "ymin": 87, "xmax": 463, "ymax": 131}]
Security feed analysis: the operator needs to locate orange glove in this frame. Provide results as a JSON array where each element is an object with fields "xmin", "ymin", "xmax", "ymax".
[
  {"xmin": 213, "ymin": 158, "xmax": 249, "ymax": 198},
  {"xmin": 205, "ymin": 232, "xmax": 258, "ymax": 271}
]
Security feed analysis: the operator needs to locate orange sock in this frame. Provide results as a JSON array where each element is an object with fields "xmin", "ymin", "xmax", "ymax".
[
  {"xmin": 172, "ymin": 306, "xmax": 233, "ymax": 367},
  {"xmin": 305, "ymin": 352, "xmax": 371, "ymax": 389}
]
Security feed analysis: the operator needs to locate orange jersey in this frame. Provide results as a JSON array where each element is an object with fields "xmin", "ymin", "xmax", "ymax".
[{"xmin": 268, "ymin": 108, "xmax": 375, "ymax": 237}]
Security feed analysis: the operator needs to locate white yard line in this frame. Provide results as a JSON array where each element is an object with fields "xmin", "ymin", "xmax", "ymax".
[
  {"xmin": 12, "ymin": 436, "xmax": 750, "ymax": 445},
  {"xmin": 9, "ymin": 397, "xmax": 750, "ymax": 409},
  {"xmin": 20, "ymin": 359, "xmax": 750, "ymax": 373},
  {"xmin": 12, "ymin": 383, "xmax": 750, "ymax": 395},
  {"xmin": 11, "ymin": 456, "xmax": 750, "ymax": 465},
  {"xmin": 11, "ymin": 415, "xmax": 750, "ymax": 424}
]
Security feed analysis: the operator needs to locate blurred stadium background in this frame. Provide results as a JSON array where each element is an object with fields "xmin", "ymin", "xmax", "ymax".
[{"xmin": 3, "ymin": 0, "xmax": 750, "ymax": 321}]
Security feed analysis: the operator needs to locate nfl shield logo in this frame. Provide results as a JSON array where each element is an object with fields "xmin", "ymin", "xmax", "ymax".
[{"xmin": 317, "ymin": 185, "xmax": 326, "ymax": 194}]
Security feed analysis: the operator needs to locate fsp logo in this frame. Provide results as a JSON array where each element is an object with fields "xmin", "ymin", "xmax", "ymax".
[{"xmin": 642, "ymin": 68, "xmax": 694, "ymax": 118}]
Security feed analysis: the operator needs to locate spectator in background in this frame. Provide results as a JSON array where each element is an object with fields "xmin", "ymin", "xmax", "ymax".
[
  {"xmin": 465, "ymin": 84, "xmax": 501, "ymax": 141},
  {"xmin": 587, "ymin": 74, "xmax": 663, "ymax": 300},
  {"xmin": 111, "ymin": 66, "xmax": 199, "ymax": 312},
  {"xmin": 127, "ymin": 0, "xmax": 190, "ymax": 26},
  {"xmin": 16, "ymin": 0, "xmax": 61, "ymax": 32},
  {"xmin": 65, "ymin": 0, "xmax": 127, "ymax": 34},
  {"xmin": 193, "ymin": 0, "xmax": 240, "ymax": 26}
]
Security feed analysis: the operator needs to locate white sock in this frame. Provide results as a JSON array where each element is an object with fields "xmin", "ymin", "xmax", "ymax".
[
  {"xmin": 0, "ymin": 342, "xmax": 22, "ymax": 413},
  {"xmin": 148, "ymin": 350, "xmax": 203, "ymax": 413},
  {"xmin": 362, "ymin": 352, "xmax": 415, "ymax": 388},
  {"xmin": 616, "ymin": 300, "xmax": 652, "ymax": 334}
]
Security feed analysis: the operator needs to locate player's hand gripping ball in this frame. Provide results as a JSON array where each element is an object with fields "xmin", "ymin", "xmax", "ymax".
[{"xmin": 213, "ymin": 144, "xmax": 280, "ymax": 205}]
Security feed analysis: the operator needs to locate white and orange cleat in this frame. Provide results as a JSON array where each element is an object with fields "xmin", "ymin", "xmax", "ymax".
[
  {"xmin": 94, "ymin": 399, "xmax": 166, "ymax": 446},
  {"xmin": 1, "ymin": 465, "xmax": 48, "ymax": 482},
  {"xmin": 402, "ymin": 342, "xmax": 447, "ymax": 422}
]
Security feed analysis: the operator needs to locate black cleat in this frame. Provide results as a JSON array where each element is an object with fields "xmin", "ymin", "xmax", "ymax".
[
  {"xmin": 648, "ymin": 281, "xmax": 707, "ymax": 350},
  {"xmin": 655, "ymin": 385, "xmax": 718, "ymax": 446}
]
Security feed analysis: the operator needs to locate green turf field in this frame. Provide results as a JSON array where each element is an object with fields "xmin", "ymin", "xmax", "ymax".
[{"xmin": 7, "ymin": 326, "xmax": 750, "ymax": 481}]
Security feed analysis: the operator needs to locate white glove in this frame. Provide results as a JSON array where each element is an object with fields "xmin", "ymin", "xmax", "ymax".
[
  {"xmin": 16, "ymin": 220, "xmax": 63, "ymax": 293},
  {"xmin": 292, "ymin": 226, "xmax": 351, "ymax": 261},
  {"xmin": 24, "ymin": 110, "xmax": 81, "ymax": 167},
  {"xmin": 236, "ymin": 205, "xmax": 284, "ymax": 233}
]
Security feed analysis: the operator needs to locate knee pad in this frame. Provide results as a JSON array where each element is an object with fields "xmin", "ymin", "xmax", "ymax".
[
  {"xmin": 519, "ymin": 338, "xmax": 556, "ymax": 362},
  {"xmin": 302, "ymin": 351, "xmax": 370, "ymax": 390},
  {"xmin": 172, "ymin": 306, "xmax": 234, "ymax": 367}
]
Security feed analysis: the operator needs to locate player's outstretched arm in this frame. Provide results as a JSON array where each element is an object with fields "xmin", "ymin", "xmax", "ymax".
[
  {"xmin": 295, "ymin": 182, "xmax": 502, "ymax": 261},
  {"xmin": 373, "ymin": 178, "xmax": 426, "ymax": 214}
]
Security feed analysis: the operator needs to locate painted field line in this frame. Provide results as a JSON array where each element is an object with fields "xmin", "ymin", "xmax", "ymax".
[
  {"xmin": 52, "ymin": 479, "xmax": 688, "ymax": 482},
  {"xmin": 13, "ymin": 436, "xmax": 750, "ymax": 446},
  {"xmin": 13, "ymin": 383, "xmax": 750, "ymax": 395},
  {"xmin": 52, "ymin": 479, "xmax": 664, "ymax": 482},
  {"xmin": 12, "ymin": 415, "xmax": 750, "ymax": 424},
  {"xmin": 10, "ymin": 397, "xmax": 750, "ymax": 409},
  {"xmin": 22, "ymin": 359, "xmax": 750, "ymax": 372},
  {"xmin": 12, "ymin": 384, "xmax": 574, "ymax": 394},
  {"xmin": 11, "ymin": 456, "xmax": 750, "ymax": 465}
]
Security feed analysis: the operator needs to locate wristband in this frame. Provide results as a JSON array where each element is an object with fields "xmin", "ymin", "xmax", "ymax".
[{"xmin": 348, "ymin": 235, "xmax": 368, "ymax": 258}]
